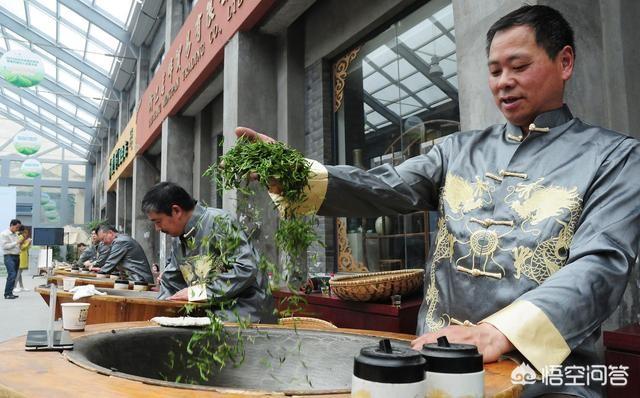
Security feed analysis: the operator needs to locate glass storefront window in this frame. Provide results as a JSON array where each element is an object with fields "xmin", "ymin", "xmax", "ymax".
[
  {"xmin": 332, "ymin": 0, "xmax": 459, "ymax": 273},
  {"xmin": 68, "ymin": 164, "xmax": 86, "ymax": 182},
  {"xmin": 66, "ymin": 188, "xmax": 85, "ymax": 225},
  {"xmin": 13, "ymin": 185, "xmax": 34, "ymax": 224}
]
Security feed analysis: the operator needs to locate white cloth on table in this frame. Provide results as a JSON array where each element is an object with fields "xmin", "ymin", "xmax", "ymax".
[{"xmin": 69, "ymin": 284, "xmax": 106, "ymax": 300}]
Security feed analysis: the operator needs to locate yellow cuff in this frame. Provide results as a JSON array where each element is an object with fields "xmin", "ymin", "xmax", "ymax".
[
  {"xmin": 482, "ymin": 300, "xmax": 570, "ymax": 376},
  {"xmin": 269, "ymin": 159, "xmax": 328, "ymax": 215}
]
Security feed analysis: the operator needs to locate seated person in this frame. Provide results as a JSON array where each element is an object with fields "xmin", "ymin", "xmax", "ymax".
[
  {"xmin": 91, "ymin": 225, "xmax": 153, "ymax": 283},
  {"xmin": 142, "ymin": 182, "xmax": 275, "ymax": 323},
  {"xmin": 82, "ymin": 226, "xmax": 111, "ymax": 270}
]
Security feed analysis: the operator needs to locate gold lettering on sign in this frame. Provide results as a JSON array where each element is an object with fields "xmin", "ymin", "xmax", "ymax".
[
  {"xmin": 209, "ymin": 25, "xmax": 222, "ymax": 43},
  {"xmin": 185, "ymin": 30, "xmax": 192, "ymax": 57},
  {"xmin": 174, "ymin": 44, "xmax": 182, "ymax": 76},
  {"xmin": 195, "ymin": 13, "xmax": 202, "ymax": 42},
  {"xmin": 220, "ymin": 0, "xmax": 227, "ymax": 5},
  {"xmin": 227, "ymin": 1, "xmax": 235, "ymax": 20},
  {"xmin": 183, "ymin": 43, "xmax": 206, "ymax": 80},
  {"xmin": 227, "ymin": 0, "xmax": 243, "ymax": 20},
  {"xmin": 167, "ymin": 58, "xmax": 174, "ymax": 82},
  {"xmin": 206, "ymin": 0, "xmax": 215, "ymax": 27}
]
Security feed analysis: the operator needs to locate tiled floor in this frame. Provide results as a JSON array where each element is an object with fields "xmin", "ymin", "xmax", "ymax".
[{"xmin": 0, "ymin": 271, "xmax": 50, "ymax": 343}]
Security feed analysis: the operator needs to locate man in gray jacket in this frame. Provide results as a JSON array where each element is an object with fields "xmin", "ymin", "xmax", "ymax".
[
  {"xmin": 142, "ymin": 182, "xmax": 275, "ymax": 323},
  {"xmin": 234, "ymin": 5, "xmax": 640, "ymax": 396},
  {"xmin": 77, "ymin": 227, "xmax": 99, "ymax": 268},
  {"xmin": 91, "ymin": 225, "xmax": 153, "ymax": 283}
]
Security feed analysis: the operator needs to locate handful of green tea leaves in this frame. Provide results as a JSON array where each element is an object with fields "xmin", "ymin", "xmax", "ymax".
[{"xmin": 209, "ymin": 137, "xmax": 312, "ymax": 217}]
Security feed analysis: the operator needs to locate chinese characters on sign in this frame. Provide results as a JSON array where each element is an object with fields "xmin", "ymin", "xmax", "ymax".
[
  {"xmin": 109, "ymin": 140, "xmax": 129, "ymax": 179},
  {"xmin": 146, "ymin": 0, "xmax": 246, "ymax": 128},
  {"xmin": 106, "ymin": 115, "xmax": 137, "ymax": 191},
  {"xmin": 510, "ymin": 363, "xmax": 629, "ymax": 387}
]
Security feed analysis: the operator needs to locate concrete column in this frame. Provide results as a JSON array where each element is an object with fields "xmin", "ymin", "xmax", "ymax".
[
  {"xmin": 160, "ymin": 116, "xmax": 195, "ymax": 188},
  {"xmin": 211, "ymin": 96, "xmax": 224, "ymax": 207},
  {"xmin": 165, "ymin": 0, "xmax": 185, "ymax": 45},
  {"xmin": 118, "ymin": 91, "xmax": 129, "ymax": 133},
  {"xmin": 107, "ymin": 125, "xmax": 117, "ymax": 155},
  {"xmin": 276, "ymin": 21, "xmax": 305, "ymax": 151},
  {"xmin": 116, "ymin": 179, "xmax": 126, "ymax": 232},
  {"xmin": 135, "ymin": 46, "xmax": 150, "ymax": 100},
  {"xmin": 125, "ymin": 177, "xmax": 133, "ymax": 233},
  {"xmin": 105, "ymin": 191, "xmax": 116, "ymax": 226},
  {"xmin": 223, "ymin": 31, "xmax": 279, "ymax": 268},
  {"xmin": 159, "ymin": 116, "xmax": 194, "ymax": 264},
  {"xmin": 192, "ymin": 103, "xmax": 213, "ymax": 205},
  {"xmin": 85, "ymin": 163, "xmax": 94, "ymax": 224},
  {"xmin": 132, "ymin": 155, "xmax": 160, "ymax": 264}
]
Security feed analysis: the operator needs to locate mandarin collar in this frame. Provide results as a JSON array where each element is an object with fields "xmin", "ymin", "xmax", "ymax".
[
  {"xmin": 181, "ymin": 202, "xmax": 205, "ymax": 240},
  {"xmin": 505, "ymin": 104, "xmax": 574, "ymax": 141}
]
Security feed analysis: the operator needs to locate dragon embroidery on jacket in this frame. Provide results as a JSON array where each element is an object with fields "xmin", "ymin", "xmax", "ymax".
[
  {"xmin": 424, "ymin": 203, "xmax": 455, "ymax": 332},
  {"xmin": 506, "ymin": 178, "xmax": 583, "ymax": 284}
]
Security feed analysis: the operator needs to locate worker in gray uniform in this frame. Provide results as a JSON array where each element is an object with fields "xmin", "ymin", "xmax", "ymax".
[
  {"xmin": 91, "ymin": 225, "xmax": 153, "ymax": 283},
  {"xmin": 142, "ymin": 182, "xmax": 275, "ymax": 323},
  {"xmin": 235, "ymin": 5, "xmax": 640, "ymax": 397}
]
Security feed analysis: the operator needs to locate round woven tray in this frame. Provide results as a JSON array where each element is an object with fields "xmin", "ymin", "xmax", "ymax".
[
  {"xmin": 278, "ymin": 317, "xmax": 337, "ymax": 329},
  {"xmin": 329, "ymin": 269, "xmax": 424, "ymax": 302}
]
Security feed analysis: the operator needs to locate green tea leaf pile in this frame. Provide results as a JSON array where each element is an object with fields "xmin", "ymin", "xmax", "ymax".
[
  {"xmin": 209, "ymin": 137, "xmax": 312, "ymax": 217},
  {"xmin": 209, "ymin": 137, "xmax": 321, "ymax": 279}
]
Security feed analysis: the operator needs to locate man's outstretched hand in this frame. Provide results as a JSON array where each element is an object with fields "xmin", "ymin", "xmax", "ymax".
[
  {"xmin": 235, "ymin": 126, "xmax": 276, "ymax": 144},
  {"xmin": 410, "ymin": 323, "xmax": 514, "ymax": 363}
]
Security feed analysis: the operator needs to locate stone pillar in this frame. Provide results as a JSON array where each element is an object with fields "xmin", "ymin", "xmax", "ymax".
[
  {"xmin": 165, "ymin": 0, "xmax": 185, "ymax": 44},
  {"xmin": 105, "ymin": 191, "xmax": 116, "ymax": 226},
  {"xmin": 276, "ymin": 21, "xmax": 305, "ymax": 151},
  {"xmin": 135, "ymin": 46, "xmax": 150, "ymax": 100},
  {"xmin": 115, "ymin": 179, "xmax": 127, "ymax": 232},
  {"xmin": 193, "ymin": 103, "xmax": 213, "ymax": 205},
  {"xmin": 132, "ymin": 155, "xmax": 160, "ymax": 264},
  {"xmin": 118, "ymin": 91, "xmax": 130, "ymax": 133},
  {"xmin": 159, "ymin": 116, "xmax": 195, "ymax": 265},
  {"xmin": 223, "ymin": 31, "xmax": 279, "ymax": 266}
]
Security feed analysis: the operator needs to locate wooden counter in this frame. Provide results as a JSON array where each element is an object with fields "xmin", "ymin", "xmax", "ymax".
[
  {"xmin": 48, "ymin": 275, "xmax": 116, "ymax": 289},
  {"xmin": 54, "ymin": 269, "xmax": 99, "ymax": 278},
  {"xmin": 0, "ymin": 322, "xmax": 522, "ymax": 398},
  {"xmin": 36, "ymin": 287, "xmax": 196, "ymax": 325},
  {"xmin": 272, "ymin": 289, "xmax": 422, "ymax": 334}
]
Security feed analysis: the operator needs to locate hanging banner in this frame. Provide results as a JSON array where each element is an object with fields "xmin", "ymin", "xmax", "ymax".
[
  {"xmin": 0, "ymin": 49, "xmax": 45, "ymax": 88},
  {"xmin": 21, "ymin": 158, "xmax": 42, "ymax": 178},
  {"xmin": 106, "ymin": 114, "xmax": 137, "ymax": 191},
  {"xmin": 13, "ymin": 130, "xmax": 41, "ymax": 155}
]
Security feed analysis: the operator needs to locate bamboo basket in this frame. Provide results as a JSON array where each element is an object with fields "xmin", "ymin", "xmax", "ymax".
[
  {"xmin": 329, "ymin": 269, "xmax": 424, "ymax": 302},
  {"xmin": 278, "ymin": 317, "xmax": 337, "ymax": 329}
]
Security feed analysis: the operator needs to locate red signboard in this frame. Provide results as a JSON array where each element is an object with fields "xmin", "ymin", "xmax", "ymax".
[{"xmin": 136, "ymin": 0, "xmax": 276, "ymax": 154}]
